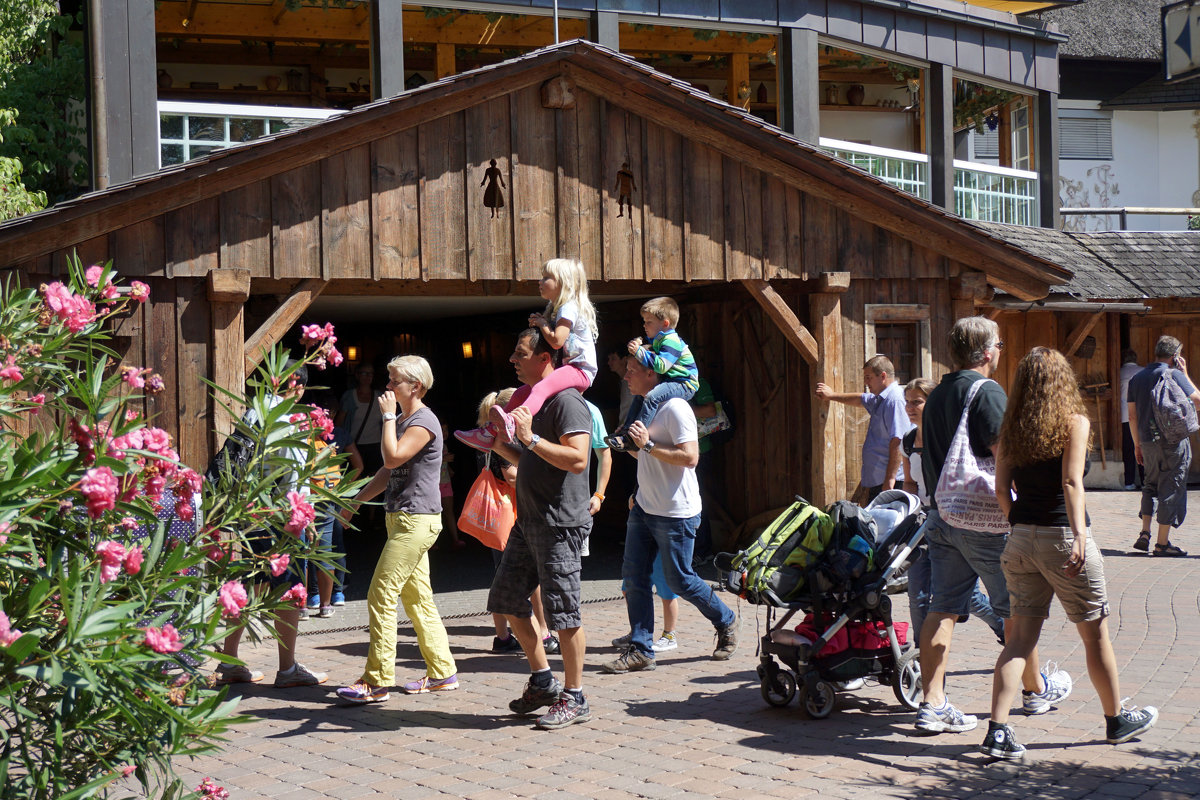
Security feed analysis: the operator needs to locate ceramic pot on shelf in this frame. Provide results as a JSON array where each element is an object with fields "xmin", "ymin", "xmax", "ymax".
[
  {"xmin": 847, "ymin": 84, "xmax": 866, "ymax": 106},
  {"xmin": 264, "ymin": 75, "xmax": 281, "ymax": 91}
]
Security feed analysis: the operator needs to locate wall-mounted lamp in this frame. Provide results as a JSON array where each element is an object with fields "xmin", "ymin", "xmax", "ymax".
[
  {"xmin": 346, "ymin": 345, "xmax": 359, "ymax": 361},
  {"xmin": 461, "ymin": 342, "xmax": 473, "ymax": 359}
]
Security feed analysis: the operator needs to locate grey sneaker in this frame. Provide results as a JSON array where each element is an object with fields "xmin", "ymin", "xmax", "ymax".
[
  {"xmin": 600, "ymin": 647, "xmax": 656, "ymax": 674},
  {"xmin": 535, "ymin": 692, "xmax": 591, "ymax": 730},
  {"xmin": 273, "ymin": 662, "xmax": 328, "ymax": 688},
  {"xmin": 915, "ymin": 701, "xmax": 978, "ymax": 733},
  {"xmin": 980, "ymin": 723, "xmax": 1026, "ymax": 760},
  {"xmin": 611, "ymin": 632, "xmax": 632, "ymax": 648},
  {"xmin": 1106, "ymin": 705, "xmax": 1158, "ymax": 744},
  {"xmin": 1023, "ymin": 663, "xmax": 1072, "ymax": 715},
  {"xmin": 509, "ymin": 676, "xmax": 562, "ymax": 715},
  {"xmin": 712, "ymin": 620, "xmax": 739, "ymax": 661}
]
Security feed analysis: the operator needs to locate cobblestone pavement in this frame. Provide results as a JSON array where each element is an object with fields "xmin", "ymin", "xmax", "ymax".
[{"xmin": 173, "ymin": 489, "xmax": 1200, "ymax": 800}]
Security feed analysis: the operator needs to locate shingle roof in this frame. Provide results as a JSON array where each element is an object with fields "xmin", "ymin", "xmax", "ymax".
[
  {"xmin": 971, "ymin": 222, "xmax": 1200, "ymax": 298},
  {"xmin": 1103, "ymin": 70, "xmax": 1200, "ymax": 107},
  {"xmin": 1041, "ymin": 0, "xmax": 1167, "ymax": 60}
]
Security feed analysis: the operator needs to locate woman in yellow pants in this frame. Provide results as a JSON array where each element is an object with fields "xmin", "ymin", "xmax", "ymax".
[{"xmin": 337, "ymin": 355, "xmax": 457, "ymax": 703}]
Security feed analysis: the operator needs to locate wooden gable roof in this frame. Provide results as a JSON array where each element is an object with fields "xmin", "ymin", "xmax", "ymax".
[{"xmin": 0, "ymin": 40, "xmax": 1067, "ymax": 300}]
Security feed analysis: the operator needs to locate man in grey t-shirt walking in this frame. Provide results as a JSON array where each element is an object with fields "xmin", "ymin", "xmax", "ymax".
[{"xmin": 488, "ymin": 328, "xmax": 594, "ymax": 729}]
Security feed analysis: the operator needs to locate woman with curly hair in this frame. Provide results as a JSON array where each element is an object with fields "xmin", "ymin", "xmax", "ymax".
[{"xmin": 982, "ymin": 347, "xmax": 1157, "ymax": 760}]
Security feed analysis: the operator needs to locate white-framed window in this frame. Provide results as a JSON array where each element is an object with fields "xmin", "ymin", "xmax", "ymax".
[
  {"xmin": 865, "ymin": 304, "xmax": 932, "ymax": 386},
  {"xmin": 1011, "ymin": 99, "xmax": 1031, "ymax": 171},
  {"xmin": 1059, "ymin": 109, "xmax": 1114, "ymax": 160},
  {"xmin": 158, "ymin": 101, "xmax": 339, "ymax": 167}
]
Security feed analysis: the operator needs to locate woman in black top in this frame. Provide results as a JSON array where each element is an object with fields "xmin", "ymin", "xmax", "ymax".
[{"xmin": 983, "ymin": 347, "xmax": 1157, "ymax": 759}]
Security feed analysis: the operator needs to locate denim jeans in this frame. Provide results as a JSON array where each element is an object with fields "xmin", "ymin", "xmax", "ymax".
[
  {"xmin": 621, "ymin": 503, "xmax": 735, "ymax": 657},
  {"xmin": 622, "ymin": 380, "xmax": 696, "ymax": 430},
  {"xmin": 908, "ymin": 547, "xmax": 1005, "ymax": 642}
]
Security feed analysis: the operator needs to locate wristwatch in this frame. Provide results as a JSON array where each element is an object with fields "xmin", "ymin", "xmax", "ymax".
[
  {"xmin": 642, "ymin": 439, "xmax": 656, "ymax": 453},
  {"xmin": 381, "ymin": 412, "xmax": 397, "ymax": 422},
  {"xmin": 526, "ymin": 433, "xmax": 541, "ymax": 450}
]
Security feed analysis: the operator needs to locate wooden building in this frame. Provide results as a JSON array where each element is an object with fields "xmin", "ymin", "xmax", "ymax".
[
  {"xmin": 977, "ymin": 222, "xmax": 1200, "ymax": 482},
  {"xmin": 0, "ymin": 42, "xmax": 1070, "ymax": 527}
]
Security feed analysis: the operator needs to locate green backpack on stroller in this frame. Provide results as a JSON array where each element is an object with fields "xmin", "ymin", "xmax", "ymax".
[{"xmin": 726, "ymin": 498, "xmax": 834, "ymax": 604}]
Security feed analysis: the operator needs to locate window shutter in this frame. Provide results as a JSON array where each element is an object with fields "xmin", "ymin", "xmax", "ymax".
[{"xmin": 1059, "ymin": 116, "xmax": 1113, "ymax": 160}]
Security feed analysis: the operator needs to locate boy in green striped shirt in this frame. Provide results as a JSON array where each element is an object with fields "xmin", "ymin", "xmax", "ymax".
[{"xmin": 606, "ymin": 297, "xmax": 700, "ymax": 452}]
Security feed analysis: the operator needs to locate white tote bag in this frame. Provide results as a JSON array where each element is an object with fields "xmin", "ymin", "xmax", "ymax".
[{"xmin": 933, "ymin": 379, "xmax": 1011, "ymax": 534}]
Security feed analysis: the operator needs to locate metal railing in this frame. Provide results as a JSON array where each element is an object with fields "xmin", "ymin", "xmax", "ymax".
[
  {"xmin": 953, "ymin": 160, "xmax": 1039, "ymax": 226},
  {"xmin": 818, "ymin": 137, "xmax": 1040, "ymax": 226},
  {"xmin": 818, "ymin": 137, "xmax": 929, "ymax": 200},
  {"xmin": 158, "ymin": 101, "xmax": 339, "ymax": 167}
]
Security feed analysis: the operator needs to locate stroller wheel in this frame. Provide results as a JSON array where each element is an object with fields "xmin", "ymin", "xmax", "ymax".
[
  {"xmin": 799, "ymin": 680, "xmax": 836, "ymax": 719},
  {"xmin": 761, "ymin": 670, "xmax": 797, "ymax": 707},
  {"xmin": 892, "ymin": 647, "xmax": 922, "ymax": 711}
]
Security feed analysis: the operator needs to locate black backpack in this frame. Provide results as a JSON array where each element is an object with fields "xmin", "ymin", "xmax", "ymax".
[{"xmin": 204, "ymin": 416, "xmax": 258, "ymax": 487}]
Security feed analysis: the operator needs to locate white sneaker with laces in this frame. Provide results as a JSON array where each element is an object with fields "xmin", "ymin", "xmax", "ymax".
[
  {"xmin": 1023, "ymin": 663, "xmax": 1072, "ymax": 715},
  {"xmin": 274, "ymin": 662, "xmax": 328, "ymax": 688},
  {"xmin": 652, "ymin": 631, "xmax": 678, "ymax": 652}
]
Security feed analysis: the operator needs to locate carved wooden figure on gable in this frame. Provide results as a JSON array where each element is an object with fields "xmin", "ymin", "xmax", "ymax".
[
  {"xmin": 615, "ymin": 161, "xmax": 637, "ymax": 218},
  {"xmin": 481, "ymin": 159, "xmax": 505, "ymax": 218}
]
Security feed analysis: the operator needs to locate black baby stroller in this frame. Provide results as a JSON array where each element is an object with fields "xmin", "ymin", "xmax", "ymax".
[{"xmin": 716, "ymin": 490, "xmax": 926, "ymax": 719}]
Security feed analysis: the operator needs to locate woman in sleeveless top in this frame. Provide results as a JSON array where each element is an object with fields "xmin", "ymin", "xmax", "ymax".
[{"xmin": 984, "ymin": 347, "xmax": 1157, "ymax": 759}]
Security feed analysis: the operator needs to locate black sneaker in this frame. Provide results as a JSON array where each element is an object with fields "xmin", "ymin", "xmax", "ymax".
[
  {"xmin": 535, "ymin": 692, "xmax": 591, "ymax": 729},
  {"xmin": 1106, "ymin": 705, "xmax": 1158, "ymax": 744},
  {"xmin": 492, "ymin": 635, "xmax": 522, "ymax": 654},
  {"xmin": 509, "ymin": 676, "xmax": 562, "ymax": 715},
  {"xmin": 600, "ymin": 646, "xmax": 656, "ymax": 673},
  {"xmin": 542, "ymin": 635, "xmax": 560, "ymax": 655},
  {"xmin": 980, "ymin": 723, "xmax": 1026, "ymax": 760},
  {"xmin": 712, "ymin": 620, "xmax": 739, "ymax": 661}
]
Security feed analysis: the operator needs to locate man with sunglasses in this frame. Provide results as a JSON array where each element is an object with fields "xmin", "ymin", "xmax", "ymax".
[{"xmin": 913, "ymin": 317, "xmax": 1070, "ymax": 736}]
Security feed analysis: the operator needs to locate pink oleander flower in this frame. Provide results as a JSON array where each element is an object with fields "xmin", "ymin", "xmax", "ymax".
[
  {"xmin": 142, "ymin": 427, "xmax": 171, "ymax": 453},
  {"xmin": 143, "ymin": 624, "xmax": 183, "ymax": 654},
  {"xmin": 267, "ymin": 553, "xmax": 290, "ymax": 577},
  {"xmin": 84, "ymin": 265, "xmax": 105, "ymax": 287},
  {"xmin": 123, "ymin": 545, "xmax": 144, "ymax": 576},
  {"xmin": 308, "ymin": 406, "xmax": 335, "ymax": 439},
  {"xmin": 144, "ymin": 373, "xmax": 165, "ymax": 394},
  {"xmin": 80, "ymin": 467, "xmax": 118, "ymax": 518},
  {"xmin": 119, "ymin": 517, "xmax": 138, "ymax": 530},
  {"xmin": 0, "ymin": 354, "xmax": 22, "ymax": 383},
  {"xmin": 41, "ymin": 281, "xmax": 97, "ymax": 332},
  {"xmin": 218, "ymin": 581, "xmax": 248, "ymax": 618},
  {"xmin": 0, "ymin": 610, "xmax": 22, "ymax": 646},
  {"xmin": 300, "ymin": 322, "xmax": 336, "ymax": 347},
  {"xmin": 120, "ymin": 765, "xmax": 136, "ymax": 777},
  {"xmin": 130, "ymin": 281, "xmax": 150, "ymax": 303},
  {"xmin": 196, "ymin": 778, "xmax": 229, "ymax": 800},
  {"xmin": 95, "ymin": 540, "xmax": 127, "ymax": 583},
  {"xmin": 284, "ymin": 491, "xmax": 315, "ymax": 536},
  {"xmin": 173, "ymin": 468, "xmax": 202, "ymax": 500},
  {"xmin": 175, "ymin": 496, "xmax": 195, "ymax": 522},
  {"xmin": 120, "ymin": 366, "xmax": 149, "ymax": 389},
  {"xmin": 69, "ymin": 418, "xmax": 97, "ymax": 465},
  {"xmin": 280, "ymin": 583, "xmax": 307, "ymax": 608},
  {"xmin": 28, "ymin": 393, "xmax": 45, "ymax": 406},
  {"xmin": 143, "ymin": 473, "xmax": 167, "ymax": 504}
]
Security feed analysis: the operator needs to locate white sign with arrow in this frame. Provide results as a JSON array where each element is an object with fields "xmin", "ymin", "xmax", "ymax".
[{"xmin": 1164, "ymin": 0, "xmax": 1200, "ymax": 82}]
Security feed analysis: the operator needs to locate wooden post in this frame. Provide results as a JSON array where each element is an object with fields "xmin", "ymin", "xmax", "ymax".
[
  {"xmin": 928, "ymin": 63, "xmax": 955, "ymax": 214},
  {"xmin": 208, "ymin": 269, "xmax": 250, "ymax": 441},
  {"xmin": 778, "ymin": 27, "xmax": 819, "ymax": 144},
  {"xmin": 435, "ymin": 43, "xmax": 456, "ymax": 80},
  {"xmin": 809, "ymin": 272, "xmax": 850, "ymax": 507},
  {"xmin": 728, "ymin": 52, "xmax": 750, "ymax": 109},
  {"xmin": 950, "ymin": 271, "xmax": 984, "ymax": 322}
]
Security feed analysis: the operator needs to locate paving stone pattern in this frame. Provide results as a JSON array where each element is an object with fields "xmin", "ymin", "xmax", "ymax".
[{"xmin": 173, "ymin": 490, "xmax": 1200, "ymax": 799}]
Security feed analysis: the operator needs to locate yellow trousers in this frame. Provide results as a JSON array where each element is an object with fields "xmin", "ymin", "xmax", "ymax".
[{"xmin": 362, "ymin": 511, "xmax": 456, "ymax": 686}]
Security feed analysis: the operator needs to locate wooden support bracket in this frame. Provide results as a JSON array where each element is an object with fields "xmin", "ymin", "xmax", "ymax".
[
  {"xmin": 1064, "ymin": 311, "xmax": 1104, "ymax": 358},
  {"xmin": 207, "ymin": 268, "xmax": 250, "ymax": 303},
  {"xmin": 244, "ymin": 278, "xmax": 328, "ymax": 375},
  {"xmin": 739, "ymin": 279, "xmax": 819, "ymax": 365},
  {"xmin": 818, "ymin": 271, "xmax": 852, "ymax": 293}
]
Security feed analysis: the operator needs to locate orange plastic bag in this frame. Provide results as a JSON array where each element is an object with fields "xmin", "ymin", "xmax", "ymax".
[{"xmin": 457, "ymin": 467, "xmax": 517, "ymax": 551}]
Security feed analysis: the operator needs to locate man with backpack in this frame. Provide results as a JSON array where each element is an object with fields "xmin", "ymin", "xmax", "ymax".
[
  {"xmin": 1127, "ymin": 335, "xmax": 1200, "ymax": 557},
  {"xmin": 914, "ymin": 317, "xmax": 1070, "ymax": 735}
]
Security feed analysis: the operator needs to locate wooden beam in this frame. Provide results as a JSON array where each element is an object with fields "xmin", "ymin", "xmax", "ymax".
[
  {"xmin": 810, "ymin": 287, "xmax": 846, "ymax": 507},
  {"xmin": 728, "ymin": 52, "xmax": 750, "ymax": 108},
  {"xmin": 212, "ymin": 299, "xmax": 245, "ymax": 440},
  {"xmin": 435, "ymin": 43, "xmax": 456, "ymax": 80},
  {"xmin": 270, "ymin": 0, "xmax": 287, "ymax": 26},
  {"xmin": 740, "ymin": 279, "xmax": 819, "ymax": 365},
  {"xmin": 207, "ymin": 268, "xmax": 250, "ymax": 303},
  {"xmin": 243, "ymin": 279, "xmax": 328, "ymax": 374},
  {"xmin": 1064, "ymin": 311, "xmax": 1104, "ymax": 358}
]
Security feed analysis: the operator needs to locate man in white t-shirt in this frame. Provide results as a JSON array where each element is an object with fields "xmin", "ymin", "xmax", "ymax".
[{"xmin": 601, "ymin": 359, "xmax": 738, "ymax": 674}]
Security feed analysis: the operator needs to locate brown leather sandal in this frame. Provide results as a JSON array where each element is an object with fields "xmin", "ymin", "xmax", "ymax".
[{"xmin": 1153, "ymin": 542, "xmax": 1188, "ymax": 557}]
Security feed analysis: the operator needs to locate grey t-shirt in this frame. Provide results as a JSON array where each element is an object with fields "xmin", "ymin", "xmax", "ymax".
[
  {"xmin": 383, "ymin": 406, "xmax": 442, "ymax": 515},
  {"xmin": 1128, "ymin": 362, "xmax": 1196, "ymax": 442},
  {"xmin": 517, "ymin": 388, "xmax": 592, "ymax": 527}
]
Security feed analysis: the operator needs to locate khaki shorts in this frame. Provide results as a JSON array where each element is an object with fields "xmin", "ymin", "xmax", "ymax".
[{"xmin": 1001, "ymin": 524, "xmax": 1109, "ymax": 623}]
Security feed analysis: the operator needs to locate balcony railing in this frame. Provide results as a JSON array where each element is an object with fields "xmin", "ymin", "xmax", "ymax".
[
  {"xmin": 818, "ymin": 138, "xmax": 929, "ymax": 200},
  {"xmin": 818, "ymin": 137, "xmax": 1039, "ymax": 226},
  {"xmin": 953, "ymin": 160, "xmax": 1039, "ymax": 226},
  {"xmin": 158, "ymin": 101, "xmax": 338, "ymax": 167}
]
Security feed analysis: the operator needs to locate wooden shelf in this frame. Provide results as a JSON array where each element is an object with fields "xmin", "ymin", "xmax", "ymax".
[{"xmin": 820, "ymin": 104, "xmax": 914, "ymax": 113}]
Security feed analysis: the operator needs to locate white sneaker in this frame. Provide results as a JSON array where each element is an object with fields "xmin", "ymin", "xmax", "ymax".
[
  {"xmin": 652, "ymin": 631, "xmax": 678, "ymax": 652},
  {"xmin": 1022, "ymin": 663, "xmax": 1072, "ymax": 715}
]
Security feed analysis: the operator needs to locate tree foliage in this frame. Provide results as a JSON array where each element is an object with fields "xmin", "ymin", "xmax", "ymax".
[
  {"xmin": 0, "ymin": 256, "xmax": 360, "ymax": 798},
  {"xmin": 0, "ymin": 0, "xmax": 88, "ymax": 217}
]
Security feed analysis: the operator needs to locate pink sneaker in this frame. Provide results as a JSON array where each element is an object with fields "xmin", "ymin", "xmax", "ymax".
[
  {"xmin": 488, "ymin": 405, "xmax": 516, "ymax": 443},
  {"xmin": 401, "ymin": 674, "xmax": 459, "ymax": 694},
  {"xmin": 454, "ymin": 426, "xmax": 495, "ymax": 453}
]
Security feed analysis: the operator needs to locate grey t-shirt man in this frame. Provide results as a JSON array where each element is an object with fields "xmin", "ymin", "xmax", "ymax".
[{"xmin": 517, "ymin": 389, "xmax": 593, "ymax": 527}]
